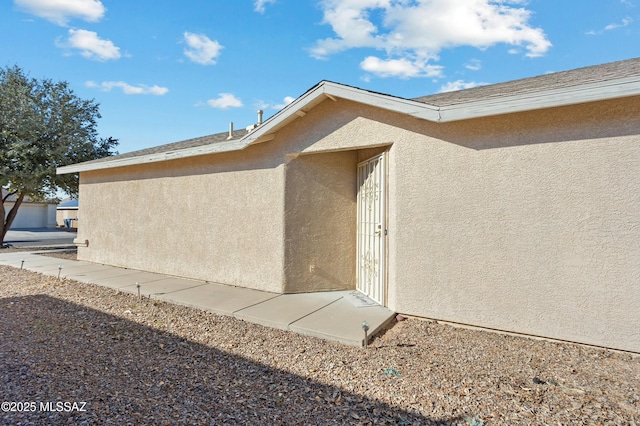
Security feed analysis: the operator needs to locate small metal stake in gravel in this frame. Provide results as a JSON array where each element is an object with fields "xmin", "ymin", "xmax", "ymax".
[
  {"xmin": 136, "ymin": 282, "xmax": 141, "ymax": 301},
  {"xmin": 362, "ymin": 320, "xmax": 370, "ymax": 349},
  {"xmin": 20, "ymin": 259, "xmax": 24, "ymax": 270},
  {"xmin": 57, "ymin": 265, "xmax": 63, "ymax": 279}
]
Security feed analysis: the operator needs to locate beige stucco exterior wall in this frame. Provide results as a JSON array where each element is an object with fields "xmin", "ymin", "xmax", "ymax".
[
  {"xmin": 283, "ymin": 151, "xmax": 358, "ymax": 293},
  {"xmin": 78, "ymin": 142, "xmax": 287, "ymax": 292},
  {"xmin": 276, "ymin": 100, "xmax": 397, "ymax": 294},
  {"xmin": 280, "ymin": 96, "xmax": 639, "ymax": 352},
  {"xmin": 75, "ymin": 93, "xmax": 639, "ymax": 352},
  {"xmin": 76, "ymin": 98, "xmax": 402, "ymax": 295},
  {"xmin": 386, "ymin": 96, "xmax": 640, "ymax": 353}
]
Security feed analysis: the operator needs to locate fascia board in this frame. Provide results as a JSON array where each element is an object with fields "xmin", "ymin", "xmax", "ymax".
[
  {"xmin": 57, "ymin": 139, "xmax": 247, "ymax": 174},
  {"xmin": 241, "ymin": 82, "xmax": 441, "ymax": 147},
  {"xmin": 322, "ymin": 82, "xmax": 441, "ymax": 121},
  {"xmin": 56, "ymin": 84, "xmax": 331, "ymax": 174},
  {"xmin": 240, "ymin": 82, "xmax": 329, "ymax": 145},
  {"xmin": 57, "ymin": 77, "xmax": 640, "ymax": 175},
  {"xmin": 439, "ymin": 76, "xmax": 640, "ymax": 122}
]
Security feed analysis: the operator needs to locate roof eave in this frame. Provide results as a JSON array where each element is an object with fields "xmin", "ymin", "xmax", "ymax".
[
  {"xmin": 240, "ymin": 81, "xmax": 441, "ymax": 146},
  {"xmin": 57, "ymin": 75, "xmax": 640, "ymax": 175},
  {"xmin": 438, "ymin": 76, "xmax": 640, "ymax": 122},
  {"xmin": 57, "ymin": 138, "xmax": 247, "ymax": 174}
]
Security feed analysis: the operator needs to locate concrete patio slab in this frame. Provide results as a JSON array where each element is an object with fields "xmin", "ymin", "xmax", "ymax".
[
  {"xmin": 0, "ymin": 252, "xmax": 396, "ymax": 346},
  {"xmin": 0, "ymin": 252, "xmax": 24, "ymax": 260},
  {"xmin": 38, "ymin": 262, "xmax": 112, "ymax": 276},
  {"xmin": 0, "ymin": 253, "xmax": 31, "ymax": 267},
  {"xmin": 0, "ymin": 253, "xmax": 71, "ymax": 269},
  {"xmin": 234, "ymin": 291, "xmax": 345, "ymax": 330},
  {"xmin": 57, "ymin": 264, "xmax": 122, "ymax": 281},
  {"xmin": 31, "ymin": 265, "xmax": 99, "ymax": 278},
  {"xmin": 289, "ymin": 298, "xmax": 396, "ymax": 346},
  {"xmin": 63, "ymin": 266, "xmax": 149, "ymax": 284},
  {"xmin": 92, "ymin": 271, "xmax": 168, "ymax": 291},
  {"xmin": 157, "ymin": 282, "xmax": 279, "ymax": 316},
  {"xmin": 14, "ymin": 257, "xmax": 65, "ymax": 268},
  {"xmin": 119, "ymin": 276, "xmax": 209, "ymax": 298}
]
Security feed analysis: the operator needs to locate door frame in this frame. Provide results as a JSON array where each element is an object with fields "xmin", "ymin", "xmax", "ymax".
[{"xmin": 356, "ymin": 151, "xmax": 388, "ymax": 305}]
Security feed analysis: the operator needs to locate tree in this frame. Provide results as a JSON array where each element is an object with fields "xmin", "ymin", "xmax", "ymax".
[{"xmin": 0, "ymin": 65, "xmax": 118, "ymax": 245}]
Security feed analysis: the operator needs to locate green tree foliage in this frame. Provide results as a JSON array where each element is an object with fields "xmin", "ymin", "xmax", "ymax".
[{"xmin": 0, "ymin": 65, "xmax": 118, "ymax": 244}]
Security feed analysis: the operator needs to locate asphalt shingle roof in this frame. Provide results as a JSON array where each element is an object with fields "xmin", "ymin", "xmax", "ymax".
[
  {"xmin": 79, "ymin": 129, "xmax": 250, "ymax": 166},
  {"xmin": 412, "ymin": 57, "xmax": 640, "ymax": 106},
  {"xmin": 78, "ymin": 57, "xmax": 640, "ymax": 167}
]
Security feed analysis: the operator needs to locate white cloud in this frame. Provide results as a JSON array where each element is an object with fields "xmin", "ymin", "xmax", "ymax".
[
  {"xmin": 361, "ymin": 56, "xmax": 443, "ymax": 78},
  {"xmin": 85, "ymin": 81, "xmax": 168, "ymax": 95},
  {"xmin": 586, "ymin": 17, "xmax": 632, "ymax": 35},
  {"xmin": 465, "ymin": 59, "xmax": 482, "ymax": 71},
  {"xmin": 183, "ymin": 32, "xmax": 223, "ymax": 65},
  {"xmin": 254, "ymin": 96, "xmax": 295, "ymax": 110},
  {"xmin": 273, "ymin": 96, "xmax": 295, "ymax": 109},
  {"xmin": 254, "ymin": 100, "xmax": 270, "ymax": 110},
  {"xmin": 254, "ymin": 0, "xmax": 276, "ymax": 13},
  {"xmin": 206, "ymin": 93, "xmax": 243, "ymax": 109},
  {"xmin": 439, "ymin": 80, "xmax": 487, "ymax": 93},
  {"xmin": 14, "ymin": 0, "xmax": 105, "ymax": 26},
  {"xmin": 606, "ymin": 17, "xmax": 633, "ymax": 30},
  {"xmin": 311, "ymin": 0, "xmax": 551, "ymax": 78},
  {"xmin": 57, "ymin": 29, "xmax": 120, "ymax": 61}
]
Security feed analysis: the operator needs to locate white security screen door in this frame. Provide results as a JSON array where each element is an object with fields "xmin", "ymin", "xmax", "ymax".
[{"xmin": 356, "ymin": 153, "xmax": 386, "ymax": 305}]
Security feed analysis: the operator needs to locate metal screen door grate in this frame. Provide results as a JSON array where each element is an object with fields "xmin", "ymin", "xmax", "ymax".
[{"xmin": 356, "ymin": 153, "xmax": 386, "ymax": 305}]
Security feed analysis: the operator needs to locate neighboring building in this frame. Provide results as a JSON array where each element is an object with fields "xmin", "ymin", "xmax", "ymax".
[
  {"xmin": 2, "ymin": 189, "xmax": 57, "ymax": 229},
  {"xmin": 58, "ymin": 58, "xmax": 640, "ymax": 353},
  {"xmin": 56, "ymin": 199, "xmax": 79, "ymax": 229}
]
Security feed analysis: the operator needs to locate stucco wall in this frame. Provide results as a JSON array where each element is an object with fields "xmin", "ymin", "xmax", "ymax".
[
  {"xmin": 283, "ymin": 95, "xmax": 639, "ymax": 352},
  {"xmin": 283, "ymin": 151, "xmax": 358, "ymax": 293},
  {"xmin": 387, "ymin": 96, "xmax": 640, "ymax": 353},
  {"xmin": 74, "ymin": 93, "xmax": 640, "ymax": 352},
  {"xmin": 78, "ymin": 142, "xmax": 287, "ymax": 292},
  {"xmin": 276, "ymin": 100, "xmax": 398, "ymax": 295}
]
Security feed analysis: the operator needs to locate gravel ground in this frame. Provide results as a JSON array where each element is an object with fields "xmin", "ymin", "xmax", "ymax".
[{"xmin": 0, "ymin": 263, "xmax": 638, "ymax": 425}]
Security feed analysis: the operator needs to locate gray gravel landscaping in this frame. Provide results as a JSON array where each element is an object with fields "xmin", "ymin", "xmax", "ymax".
[{"xmin": 0, "ymin": 262, "xmax": 639, "ymax": 425}]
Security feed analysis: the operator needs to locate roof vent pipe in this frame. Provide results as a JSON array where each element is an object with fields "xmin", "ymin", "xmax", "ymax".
[
  {"xmin": 257, "ymin": 110, "xmax": 263, "ymax": 125},
  {"xmin": 227, "ymin": 122, "xmax": 233, "ymax": 140}
]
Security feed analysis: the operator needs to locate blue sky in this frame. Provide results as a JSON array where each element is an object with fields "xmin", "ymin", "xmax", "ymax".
[{"xmin": 1, "ymin": 0, "xmax": 638, "ymax": 153}]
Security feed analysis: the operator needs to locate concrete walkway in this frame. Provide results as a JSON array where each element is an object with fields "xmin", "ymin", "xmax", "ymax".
[{"xmin": 0, "ymin": 251, "xmax": 395, "ymax": 347}]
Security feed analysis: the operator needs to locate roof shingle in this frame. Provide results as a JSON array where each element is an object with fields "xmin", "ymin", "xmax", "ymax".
[
  {"xmin": 69, "ymin": 57, "xmax": 640, "ymax": 168},
  {"xmin": 80, "ymin": 129, "xmax": 250, "ymax": 166},
  {"xmin": 413, "ymin": 57, "xmax": 640, "ymax": 106}
]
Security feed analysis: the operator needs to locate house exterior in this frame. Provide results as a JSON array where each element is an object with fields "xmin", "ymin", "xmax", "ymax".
[
  {"xmin": 2, "ymin": 190, "xmax": 57, "ymax": 229},
  {"xmin": 56, "ymin": 199, "xmax": 79, "ymax": 229},
  {"xmin": 58, "ymin": 58, "xmax": 640, "ymax": 353}
]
